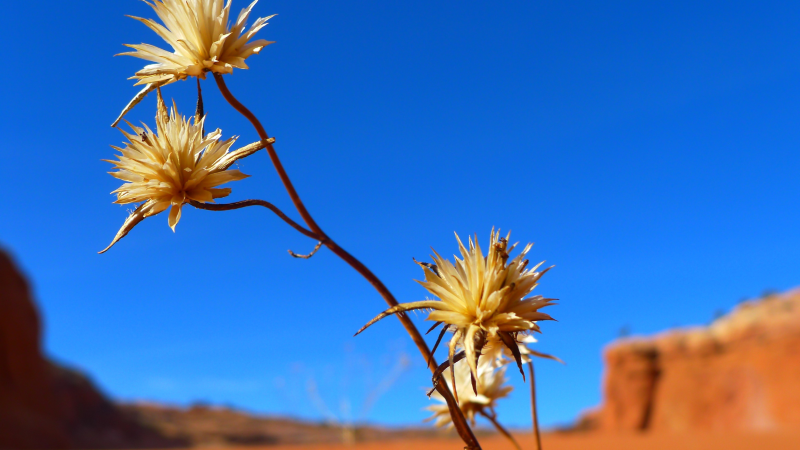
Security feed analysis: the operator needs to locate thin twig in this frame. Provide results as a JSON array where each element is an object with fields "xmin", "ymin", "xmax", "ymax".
[
  {"xmin": 529, "ymin": 361, "xmax": 543, "ymax": 450},
  {"xmin": 188, "ymin": 200, "xmax": 324, "ymax": 241},
  {"xmin": 289, "ymin": 241, "xmax": 323, "ymax": 259},
  {"xmin": 213, "ymin": 74, "xmax": 481, "ymax": 450},
  {"xmin": 478, "ymin": 410, "xmax": 521, "ymax": 450}
]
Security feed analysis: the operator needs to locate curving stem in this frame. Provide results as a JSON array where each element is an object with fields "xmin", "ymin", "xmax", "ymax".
[
  {"xmin": 213, "ymin": 74, "xmax": 481, "ymax": 450},
  {"xmin": 188, "ymin": 200, "xmax": 323, "ymax": 241}
]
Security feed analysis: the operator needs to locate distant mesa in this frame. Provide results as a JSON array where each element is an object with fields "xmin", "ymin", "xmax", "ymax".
[{"xmin": 578, "ymin": 288, "xmax": 800, "ymax": 432}]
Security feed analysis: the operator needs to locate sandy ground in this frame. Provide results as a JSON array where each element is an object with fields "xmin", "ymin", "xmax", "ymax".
[{"xmin": 190, "ymin": 431, "xmax": 800, "ymax": 450}]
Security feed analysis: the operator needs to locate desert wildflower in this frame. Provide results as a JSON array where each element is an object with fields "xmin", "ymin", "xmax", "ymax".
[
  {"xmin": 101, "ymin": 90, "xmax": 261, "ymax": 253},
  {"xmin": 113, "ymin": 0, "xmax": 275, "ymax": 126},
  {"xmin": 356, "ymin": 229, "xmax": 556, "ymax": 398},
  {"xmin": 427, "ymin": 361, "xmax": 512, "ymax": 428}
]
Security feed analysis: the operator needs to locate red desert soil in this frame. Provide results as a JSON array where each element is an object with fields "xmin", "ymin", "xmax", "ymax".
[{"xmin": 193, "ymin": 431, "xmax": 800, "ymax": 450}]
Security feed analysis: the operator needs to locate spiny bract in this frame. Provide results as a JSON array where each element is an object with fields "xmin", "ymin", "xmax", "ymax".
[{"xmin": 480, "ymin": 334, "xmax": 563, "ymax": 367}]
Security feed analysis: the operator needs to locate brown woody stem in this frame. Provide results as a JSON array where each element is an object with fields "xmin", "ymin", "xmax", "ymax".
[
  {"xmin": 213, "ymin": 74, "xmax": 481, "ymax": 450},
  {"xmin": 188, "ymin": 200, "xmax": 323, "ymax": 241}
]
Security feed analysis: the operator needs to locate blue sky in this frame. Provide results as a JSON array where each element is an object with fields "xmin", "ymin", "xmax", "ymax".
[{"xmin": 1, "ymin": 0, "xmax": 799, "ymax": 429}]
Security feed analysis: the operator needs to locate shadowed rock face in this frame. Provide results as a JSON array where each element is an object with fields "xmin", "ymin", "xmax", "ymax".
[
  {"xmin": 0, "ymin": 249, "xmax": 187, "ymax": 449},
  {"xmin": 589, "ymin": 289, "xmax": 800, "ymax": 432},
  {"xmin": 0, "ymin": 248, "xmax": 70, "ymax": 449},
  {"xmin": 0, "ymin": 248, "xmax": 437, "ymax": 449}
]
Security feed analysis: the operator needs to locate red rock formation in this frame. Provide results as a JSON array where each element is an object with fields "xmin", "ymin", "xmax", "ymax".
[
  {"xmin": 591, "ymin": 289, "xmax": 800, "ymax": 432},
  {"xmin": 0, "ymin": 249, "xmax": 71, "ymax": 449},
  {"xmin": 0, "ymin": 249, "xmax": 185, "ymax": 449},
  {"xmin": 0, "ymin": 248, "xmax": 436, "ymax": 448}
]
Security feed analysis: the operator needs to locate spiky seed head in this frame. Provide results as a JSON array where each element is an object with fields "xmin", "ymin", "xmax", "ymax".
[
  {"xmin": 356, "ymin": 229, "xmax": 557, "ymax": 386},
  {"xmin": 101, "ymin": 93, "xmax": 251, "ymax": 253},
  {"xmin": 112, "ymin": 0, "xmax": 275, "ymax": 124},
  {"xmin": 120, "ymin": 0, "xmax": 275, "ymax": 86}
]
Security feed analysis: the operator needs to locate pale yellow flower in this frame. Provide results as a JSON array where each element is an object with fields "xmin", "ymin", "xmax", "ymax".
[
  {"xmin": 112, "ymin": 0, "xmax": 275, "ymax": 126},
  {"xmin": 426, "ymin": 360, "xmax": 512, "ymax": 428},
  {"xmin": 122, "ymin": 0, "xmax": 274, "ymax": 84},
  {"xmin": 356, "ymin": 229, "xmax": 556, "ymax": 393},
  {"xmin": 101, "ymin": 91, "xmax": 262, "ymax": 253}
]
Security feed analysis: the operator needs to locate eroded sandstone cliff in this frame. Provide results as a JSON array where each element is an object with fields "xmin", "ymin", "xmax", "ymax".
[{"xmin": 589, "ymin": 289, "xmax": 800, "ymax": 432}]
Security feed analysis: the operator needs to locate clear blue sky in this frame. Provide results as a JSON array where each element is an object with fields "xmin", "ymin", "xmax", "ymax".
[{"xmin": 1, "ymin": 0, "xmax": 799, "ymax": 429}]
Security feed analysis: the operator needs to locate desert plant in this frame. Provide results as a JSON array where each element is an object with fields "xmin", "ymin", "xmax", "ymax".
[
  {"xmin": 426, "ymin": 332, "xmax": 562, "ymax": 450},
  {"xmin": 428, "ymin": 360, "xmax": 518, "ymax": 449},
  {"xmin": 356, "ymin": 230, "xmax": 556, "ymax": 400},
  {"xmin": 100, "ymin": 2, "xmax": 559, "ymax": 448}
]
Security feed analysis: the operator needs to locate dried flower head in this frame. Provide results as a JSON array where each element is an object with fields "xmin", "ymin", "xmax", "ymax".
[
  {"xmin": 112, "ymin": 0, "xmax": 275, "ymax": 126},
  {"xmin": 101, "ymin": 90, "xmax": 262, "ymax": 253},
  {"xmin": 426, "ymin": 360, "xmax": 512, "ymax": 428},
  {"xmin": 356, "ymin": 229, "xmax": 556, "ymax": 396}
]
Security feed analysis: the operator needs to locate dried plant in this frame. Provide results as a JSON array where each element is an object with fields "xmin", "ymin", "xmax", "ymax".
[
  {"xmin": 424, "ymin": 332, "xmax": 562, "ymax": 449},
  {"xmin": 100, "ymin": 2, "xmax": 561, "ymax": 449},
  {"xmin": 356, "ymin": 230, "xmax": 556, "ymax": 400},
  {"xmin": 101, "ymin": 89, "xmax": 267, "ymax": 253},
  {"xmin": 113, "ymin": 0, "xmax": 275, "ymax": 127},
  {"xmin": 428, "ymin": 359, "xmax": 521, "ymax": 448},
  {"xmin": 483, "ymin": 332, "xmax": 563, "ymax": 449}
]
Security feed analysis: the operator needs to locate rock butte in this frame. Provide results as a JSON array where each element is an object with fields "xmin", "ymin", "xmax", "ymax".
[{"xmin": 580, "ymin": 288, "xmax": 800, "ymax": 432}]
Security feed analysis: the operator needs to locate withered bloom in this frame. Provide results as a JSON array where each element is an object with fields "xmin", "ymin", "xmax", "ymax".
[
  {"xmin": 356, "ymin": 229, "xmax": 556, "ymax": 396},
  {"xmin": 101, "ymin": 90, "xmax": 261, "ymax": 253},
  {"xmin": 113, "ymin": 0, "xmax": 275, "ymax": 126}
]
